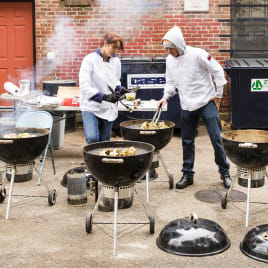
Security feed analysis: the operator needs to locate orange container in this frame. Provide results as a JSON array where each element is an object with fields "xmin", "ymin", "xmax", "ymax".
[{"xmin": 62, "ymin": 98, "xmax": 80, "ymax": 107}]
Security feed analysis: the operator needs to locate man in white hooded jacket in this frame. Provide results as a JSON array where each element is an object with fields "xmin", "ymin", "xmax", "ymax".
[{"xmin": 158, "ymin": 26, "xmax": 232, "ymax": 189}]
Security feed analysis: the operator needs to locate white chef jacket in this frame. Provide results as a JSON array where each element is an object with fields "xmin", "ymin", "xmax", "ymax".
[
  {"xmin": 162, "ymin": 27, "xmax": 227, "ymax": 111},
  {"xmin": 79, "ymin": 50, "xmax": 121, "ymax": 121}
]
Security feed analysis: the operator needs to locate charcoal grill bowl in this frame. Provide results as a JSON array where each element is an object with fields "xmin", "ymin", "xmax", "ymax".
[
  {"xmin": 240, "ymin": 224, "xmax": 268, "ymax": 263},
  {"xmin": 83, "ymin": 140, "xmax": 154, "ymax": 187},
  {"xmin": 221, "ymin": 130, "xmax": 268, "ymax": 168},
  {"xmin": 120, "ymin": 119, "xmax": 175, "ymax": 151},
  {"xmin": 0, "ymin": 127, "xmax": 49, "ymax": 164}
]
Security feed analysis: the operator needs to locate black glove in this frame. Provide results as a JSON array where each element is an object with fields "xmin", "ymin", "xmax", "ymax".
[
  {"xmin": 102, "ymin": 93, "xmax": 120, "ymax": 103},
  {"xmin": 115, "ymin": 86, "xmax": 131, "ymax": 96},
  {"xmin": 119, "ymin": 87, "xmax": 131, "ymax": 96}
]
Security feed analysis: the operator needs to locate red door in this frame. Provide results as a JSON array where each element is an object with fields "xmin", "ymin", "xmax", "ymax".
[{"xmin": 0, "ymin": 2, "xmax": 33, "ymax": 106}]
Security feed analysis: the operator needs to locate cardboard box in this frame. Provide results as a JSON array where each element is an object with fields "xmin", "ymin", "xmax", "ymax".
[
  {"xmin": 57, "ymin": 86, "xmax": 80, "ymax": 107},
  {"xmin": 57, "ymin": 86, "xmax": 80, "ymax": 98}
]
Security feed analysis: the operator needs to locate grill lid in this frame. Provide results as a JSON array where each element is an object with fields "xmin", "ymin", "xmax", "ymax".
[
  {"xmin": 240, "ymin": 224, "xmax": 268, "ymax": 263},
  {"xmin": 156, "ymin": 213, "xmax": 230, "ymax": 256}
]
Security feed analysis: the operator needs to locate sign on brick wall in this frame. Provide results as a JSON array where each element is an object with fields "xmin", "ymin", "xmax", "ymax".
[
  {"xmin": 184, "ymin": 0, "xmax": 209, "ymax": 12},
  {"xmin": 64, "ymin": 0, "xmax": 91, "ymax": 6}
]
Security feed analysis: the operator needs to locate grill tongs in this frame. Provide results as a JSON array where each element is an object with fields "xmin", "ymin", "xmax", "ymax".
[
  {"xmin": 107, "ymin": 85, "xmax": 140, "ymax": 112},
  {"xmin": 151, "ymin": 106, "xmax": 162, "ymax": 124},
  {"xmin": 118, "ymin": 86, "xmax": 140, "ymax": 101}
]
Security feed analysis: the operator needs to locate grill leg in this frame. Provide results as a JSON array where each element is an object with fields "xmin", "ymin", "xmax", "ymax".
[
  {"xmin": 92, "ymin": 187, "xmax": 103, "ymax": 218},
  {"xmin": 146, "ymin": 172, "xmax": 149, "ymax": 202},
  {"xmin": 113, "ymin": 186, "xmax": 119, "ymax": 256},
  {"xmin": 135, "ymin": 186, "xmax": 150, "ymax": 218},
  {"xmin": 225, "ymin": 174, "xmax": 236, "ymax": 202},
  {"xmin": 95, "ymin": 180, "xmax": 98, "ymax": 203},
  {"xmin": 245, "ymin": 171, "xmax": 252, "ymax": 227},
  {"xmin": 38, "ymin": 143, "xmax": 49, "ymax": 185},
  {"xmin": 2, "ymin": 168, "xmax": 7, "ymax": 188},
  {"xmin": 5, "ymin": 166, "xmax": 15, "ymax": 220},
  {"xmin": 159, "ymin": 152, "xmax": 173, "ymax": 179}
]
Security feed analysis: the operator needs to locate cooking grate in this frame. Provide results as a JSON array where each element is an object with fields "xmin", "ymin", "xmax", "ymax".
[{"xmin": 195, "ymin": 188, "xmax": 247, "ymax": 203}]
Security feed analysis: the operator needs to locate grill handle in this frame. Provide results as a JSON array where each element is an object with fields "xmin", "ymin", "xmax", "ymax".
[
  {"xmin": 239, "ymin": 142, "xmax": 258, "ymax": 149},
  {"xmin": 0, "ymin": 140, "xmax": 14, "ymax": 144},
  {"xmin": 139, "ymin": 131, "xmax": 157, "ymax": 135},
  {"xmin": 101, "ymin": 158, "xmax": 124, "ymax": 164},
  {"xmin": 191, "ymin": 212, "xmax": 199, "ymax": 224}
]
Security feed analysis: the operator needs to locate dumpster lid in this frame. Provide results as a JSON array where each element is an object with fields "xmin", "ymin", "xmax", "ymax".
[
  {"xmin": 225, "ymin": 58, "xmax": 268, "ymax": 68},
  {"xmin": 120, "ymin": 56, "xmax": 165, "ymax": 63},
  {"xmin": 120, "ymin": 56, "xmax": 152, "ymax": 61}
]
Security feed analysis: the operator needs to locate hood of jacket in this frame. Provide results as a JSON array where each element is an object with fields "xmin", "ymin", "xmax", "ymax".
[{"xmin": 162, "ymin": 26, "xmax": 186, "ymax": 56}]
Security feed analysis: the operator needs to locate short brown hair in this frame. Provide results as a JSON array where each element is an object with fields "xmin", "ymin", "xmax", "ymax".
[{"xmin": 100, "ymin": 32, "xmax": 124, "ymax": 51}]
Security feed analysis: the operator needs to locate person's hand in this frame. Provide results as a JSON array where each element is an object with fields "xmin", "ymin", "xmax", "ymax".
[
  {"xmin": 115, "ymin": 86, "xmax": 131, "ymax": 96},
  {"xmin": 115, "ymin": 85, "xmax": 131, "ymax": 96},
  {"xmin": 119, "ymin": 87, "xmax": 131, "ymax": 96},
  {"xmin": 158, "ymin": 98, "xmax": 167, "ymax": 109},
  {"xmin": 102, "ymin": 93, "xmax": 120, "ymax": 103},
  {"xmin": 211, "ymin": 97, "xmax": 221, "ymax": 110}
]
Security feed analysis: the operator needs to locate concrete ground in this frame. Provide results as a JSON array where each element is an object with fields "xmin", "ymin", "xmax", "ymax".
[{"xmin": 1, "ymin": 124, "xmax": 268, "ymax": 267}]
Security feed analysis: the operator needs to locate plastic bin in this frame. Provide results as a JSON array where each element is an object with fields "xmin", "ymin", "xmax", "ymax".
[
  {"xmin": 42, "ymin": 80, "xmax": 77, "ymax": 146},
  {"xmin": 225, "ymin": 58, "xmax": 268, "ymax": 129},
  {"xmin": 51, "ymin": 112, "xmax": 66, "ymax": 149}
]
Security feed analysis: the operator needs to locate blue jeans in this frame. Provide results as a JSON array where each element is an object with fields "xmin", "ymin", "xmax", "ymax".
[
  {"xmin": 82, "ymin": 111, "xmax": 114, "ymax": 144},
  {"xmin": 180, "ymin": 101, "xmax": 229, "ymax": 176}
]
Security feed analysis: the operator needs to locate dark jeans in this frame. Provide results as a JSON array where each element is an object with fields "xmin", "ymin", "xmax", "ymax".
[
  {"xmin": 180, "ymin": 101, "xmax": 229, "ymax": 176},
  {"xmin": 82, "ymin": 111, "xmax": 113, "ymax": 144}
]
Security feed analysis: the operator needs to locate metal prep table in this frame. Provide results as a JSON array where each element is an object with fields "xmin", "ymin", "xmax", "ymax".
[
  {"xmin": 0, "ymin": 93, "xmax": 166, "ymax": 148},
  {"xmin": 0, "ymin": 93, "xmax": 165, "ymax": 112}
]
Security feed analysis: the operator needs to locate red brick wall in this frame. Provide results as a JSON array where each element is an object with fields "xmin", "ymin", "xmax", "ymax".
[{"xmin": 35, "ymin": 0, "xmax": 231, "ymax": 115}]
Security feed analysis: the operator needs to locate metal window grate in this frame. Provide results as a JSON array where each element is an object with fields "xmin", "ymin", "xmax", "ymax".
[
  {"xmin": 64, "ymin": 0, "xmax": 92, "ymax": 6},
  {"xmin": 219, "ymin": 0, "xmax": 268, "ymax": 58}
]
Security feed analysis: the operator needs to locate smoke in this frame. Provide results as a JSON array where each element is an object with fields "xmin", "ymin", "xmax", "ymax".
[
  {"xmin": 34, "ymin": 0, "xmax": 163, "ymax": 84},
  {"xmin": 35, "ymin": 17, "xmax": 77, "ymax": 84},
  {"xmin": 46, "ymin": 17, "xmax": 76, "ymax": 55},
  {"xmin": 1, "ymin": 0, "xmax": 164, "ymax": 123},
  {"xmin": 81, "ymin": 0, "xmax": 163, "ymax": 39},
  {"xmin": 12, "ymin": 1, "xmax": 163, "ymax": 88}
]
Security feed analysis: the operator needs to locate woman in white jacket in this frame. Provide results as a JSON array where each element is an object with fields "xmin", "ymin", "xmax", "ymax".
[
  {"xmin": 79, "ymin": 32, "xmax": 128, "ymax": 144},
  {"xmin": 158, "ymin": 26, "xmax": 232, "ymax": 190}
]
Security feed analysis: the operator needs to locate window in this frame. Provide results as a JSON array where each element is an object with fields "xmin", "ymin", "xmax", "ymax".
[
  {"xmin": 64, "ymin": 0, "xmax": 92, "ymax": 6},
  {"xmin": 220, "ymin": 0, "xmax": 268, "ymax": 58}
]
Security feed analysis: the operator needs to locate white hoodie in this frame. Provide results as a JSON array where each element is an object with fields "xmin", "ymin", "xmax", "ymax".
[
  {"xmin": 79, "ymin": 51, "xmax": 121, "ymax": 121},
  {"xmin": 162, "ymin": 26, "xmax": 227, "ymax": 111}
]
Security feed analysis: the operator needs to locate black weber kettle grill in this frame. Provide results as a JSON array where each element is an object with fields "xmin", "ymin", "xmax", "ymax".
[
  {"xmin": 221, "ymin": 129, "xmax": 268, "ymax": 227},
  {"xmin": 83, "ymin": 140, "xmax": 155, "ymax": 255},
  {"xmin": 120, "ymin": 108, "xmax": 175, "ymax": 201},
  {"xmin": 0, "ymin": 127, "xmax": 56, "ymax": 219}
]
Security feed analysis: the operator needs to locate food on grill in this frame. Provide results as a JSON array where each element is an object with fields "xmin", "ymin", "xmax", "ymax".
[
  {"xmin": 99, "ymin": 146, "xmax": 136, "ymax": 156},
  {"xmin": 140, "ymin": 121, "xmax": 169, "ymax": 129},
  {"xmin": 125, "ymin": 92, "xmax": 136, "ymax": 101},
  {"xmin": 3, "ymin": 133, "xmax": 37, "ymax": 138},
  {"xmin": 128, "ymin": 146, "xmax": 136, "ymax": 155}
]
